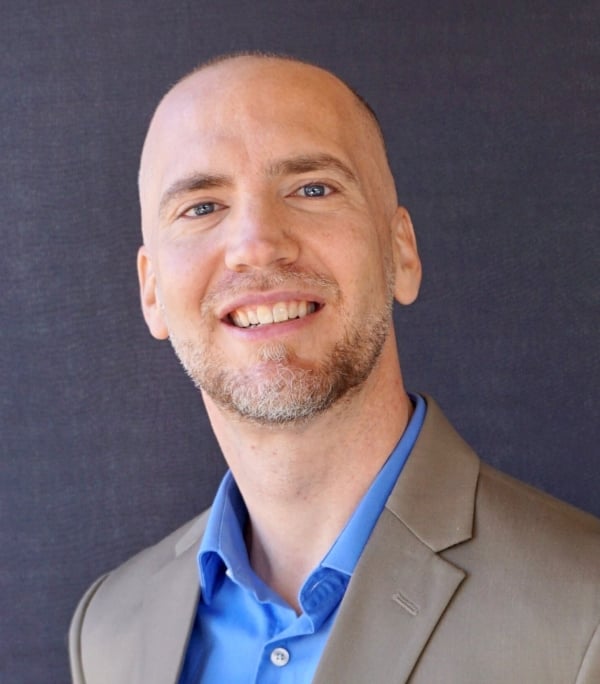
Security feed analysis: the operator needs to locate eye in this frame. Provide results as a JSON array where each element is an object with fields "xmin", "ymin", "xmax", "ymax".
[
  {"xmin": 296, "ymin": 183, "xmax": 333, "ymax": 198},
  {"xmin": 183, "ymin": 201, "xmax": 222, "ymax": 218}
]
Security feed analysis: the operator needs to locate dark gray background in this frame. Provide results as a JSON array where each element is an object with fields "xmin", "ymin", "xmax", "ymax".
[{"xmin": 2, "ymin": 1, "xmax": 598, "ymax": 681}]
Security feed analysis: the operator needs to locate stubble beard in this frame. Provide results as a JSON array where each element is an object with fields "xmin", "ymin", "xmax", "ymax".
[{"xmin": 168, "ymin": 267, "xmax": 395, "ymax": 426}]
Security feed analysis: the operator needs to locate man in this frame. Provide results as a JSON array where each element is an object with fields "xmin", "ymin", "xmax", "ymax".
[{"xmin": 69, "ymin": 53, "xmax": 600, "ymax": 683}]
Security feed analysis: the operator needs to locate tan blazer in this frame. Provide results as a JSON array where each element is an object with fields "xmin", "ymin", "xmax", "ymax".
[{"xmin": 69, "ymin": 397, "xmax": 600, "ymax": 683}]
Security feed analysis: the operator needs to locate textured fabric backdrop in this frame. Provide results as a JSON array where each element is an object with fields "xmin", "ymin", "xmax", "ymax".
[{"xmin": 2, "ymin": 1, "xmax": 598, "ymax": 681}]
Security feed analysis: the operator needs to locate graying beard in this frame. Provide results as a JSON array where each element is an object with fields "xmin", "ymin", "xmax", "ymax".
[
  {"xmin": 174, "ymin": 306, "xmax": 389, "ymax": 426},
  {"xmin": 223, "ymin": 364, "xmax": 335, "ymax": 424}
]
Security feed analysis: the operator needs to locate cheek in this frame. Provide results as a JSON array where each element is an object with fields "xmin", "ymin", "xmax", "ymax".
[
  {"xmin": 156, "ymin": 242, "xmax": 217, "ymax": 311},
  {"xmin": 333, "ymin": 224, "xmax": 391, "ymax": 293}
]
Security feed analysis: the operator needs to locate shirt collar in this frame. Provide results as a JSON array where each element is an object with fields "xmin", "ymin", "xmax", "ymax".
[{"xmin": 198, "ymin": 472, "xmax": 249, "ymax": 603}]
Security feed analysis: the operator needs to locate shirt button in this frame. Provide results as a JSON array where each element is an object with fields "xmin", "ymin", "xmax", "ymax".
[{"xmin": 270, "ymin": 647, "xmax": 290, "ymax": 667}]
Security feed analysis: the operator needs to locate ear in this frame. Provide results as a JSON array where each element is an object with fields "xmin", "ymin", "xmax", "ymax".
[
  {"xmin": 137, "ymin": 245, "xmax": 169, "ymax": 340},
  {"xmin": 391, "ymin": 207, "xmax": 422, "ymax": 305}
]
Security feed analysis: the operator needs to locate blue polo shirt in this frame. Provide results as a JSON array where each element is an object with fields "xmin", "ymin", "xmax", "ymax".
[{"xmin": 179, "ymin": 394, "xmax": 426, "ymax": 683}]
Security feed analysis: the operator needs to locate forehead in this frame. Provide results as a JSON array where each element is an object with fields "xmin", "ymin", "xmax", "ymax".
[
  {"xmin": 176, "ymin": 58, "xmax": 354, "ymax": 122},
  {"xmin": 141, "ymin": 58, "xmax": 376, "ymax": 188}
]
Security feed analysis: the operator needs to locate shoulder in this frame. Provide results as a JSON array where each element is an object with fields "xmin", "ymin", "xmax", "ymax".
[
  {"xmin": 69, "ymin": 511, "xmax": 209, "ymax": 683},
  {"xmin": 92, "ymin": 510, "xmax": 209, "ymax": 606},
  {"xmin": 406, "ymin": 401, "xmax": 600, "ymax": 680},
  {"xmin": 447, "ymin": 462, "xmax": 600, "ymax": 678},
  {"xmin": 475, "ymin": 461, "xmax": 600, "ymax": 571}
]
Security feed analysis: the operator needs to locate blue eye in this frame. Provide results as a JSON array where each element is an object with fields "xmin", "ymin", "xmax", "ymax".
[
  {"xmin": 300, "ymin": 184, "xmax": 329, "ymax": 197},
  {"xmin": 190, "ymin": 202, "xmax": 216, "ymax": 216}
]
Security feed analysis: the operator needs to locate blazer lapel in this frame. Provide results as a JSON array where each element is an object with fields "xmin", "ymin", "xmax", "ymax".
[
  {"xmin": 313, "ymin": 511, "xmax": 465, "ymax": 683},
  {"xmin": 137, "ymin": 513, "xmax": 209, "ymax": 684},
  {"xmin": 314, "ymin": 396, "xmax": 480, "ymax": 683}
]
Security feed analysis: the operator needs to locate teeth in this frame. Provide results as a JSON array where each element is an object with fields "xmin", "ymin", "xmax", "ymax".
[
  {"xmin": 257, "ymin": 305, "xmax": 274, "ymax": 325},
  {"xmin": 235, "ymin": 309, "xmax": 250, "ymax": 327},
  {"xmin": 229, "ymin": 300, "xmax": 317, "ymax": 328},
  {"xmin": 273, "ymin": 302, "xmax": 288, "ymax": 322}
]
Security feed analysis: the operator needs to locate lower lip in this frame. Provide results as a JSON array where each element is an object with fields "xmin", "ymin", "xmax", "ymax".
[{"xmin": 223, "ymin": 309, "xmax": 321, "ymax": 341}]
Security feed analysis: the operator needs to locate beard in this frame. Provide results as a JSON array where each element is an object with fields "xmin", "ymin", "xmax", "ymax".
[{"xmin": 167, "ymin": 266, "xmax": 395, "ymax": 426}]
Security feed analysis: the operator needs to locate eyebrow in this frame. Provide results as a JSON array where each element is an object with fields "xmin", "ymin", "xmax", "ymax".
[
  {"xmin": 159, "ymin": 173, "xmax": 233, "ymax": 218},
  {"xmin": 267, "ymin": 154, "xmax": 358, "ymax": 183}
]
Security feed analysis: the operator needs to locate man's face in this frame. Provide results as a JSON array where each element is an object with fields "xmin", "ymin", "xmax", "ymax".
[{"xmin": 138, "ymin": 57, "xmax": 420, "ymax": 424}]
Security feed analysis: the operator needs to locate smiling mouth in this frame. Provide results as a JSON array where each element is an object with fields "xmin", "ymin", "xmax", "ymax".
[{"xmin": 228, "ymin": 300, "xmax": 319, "ymax": 328}]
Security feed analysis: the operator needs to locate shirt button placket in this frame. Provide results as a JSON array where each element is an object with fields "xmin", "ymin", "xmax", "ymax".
[{"xmin": 270, "ymin": 646, "xmax": 290, "ymax": 667}]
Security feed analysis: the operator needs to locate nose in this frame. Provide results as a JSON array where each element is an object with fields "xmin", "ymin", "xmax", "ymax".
[{"xmin": 224, "ymin": 199, "xmax": 300, "ymax": 272}]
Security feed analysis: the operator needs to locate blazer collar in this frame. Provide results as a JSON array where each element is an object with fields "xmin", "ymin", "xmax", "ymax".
[
  {"xmin": 313, "ymin": 395, "xmax": 480, "ymax": 683},
  {"xmin": 388, "ymin": 394, "xmax": 479, "ymax": 552}
]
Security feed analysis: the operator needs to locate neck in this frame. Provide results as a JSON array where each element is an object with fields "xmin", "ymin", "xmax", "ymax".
[{"xmin": 203, "ymin": 339, "xmax": 411, "ymax": 611}]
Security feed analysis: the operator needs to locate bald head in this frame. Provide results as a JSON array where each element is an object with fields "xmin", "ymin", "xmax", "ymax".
[
  {"xmin": 138, "ymin": 53, "xmax": 398, "ymax": 246},
  {"xmin": 184, "ymin": 52, "xmax": 385, "ymax": 141}
]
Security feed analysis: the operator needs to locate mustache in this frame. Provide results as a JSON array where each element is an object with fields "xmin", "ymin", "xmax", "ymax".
[{"xmin": 201, "ymin": 266, "xmax": 340, "ymax": 310}]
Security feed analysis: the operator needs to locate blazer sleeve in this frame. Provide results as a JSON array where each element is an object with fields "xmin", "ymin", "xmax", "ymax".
[{"xmin": 68, "ymin": 575, "xmax": 108, "ymax": 684}]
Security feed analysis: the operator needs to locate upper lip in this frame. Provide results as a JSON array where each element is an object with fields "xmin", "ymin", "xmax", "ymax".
[{"xmin": 217, "ymin": 290, "xmax": 325, "ymax": 321}]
